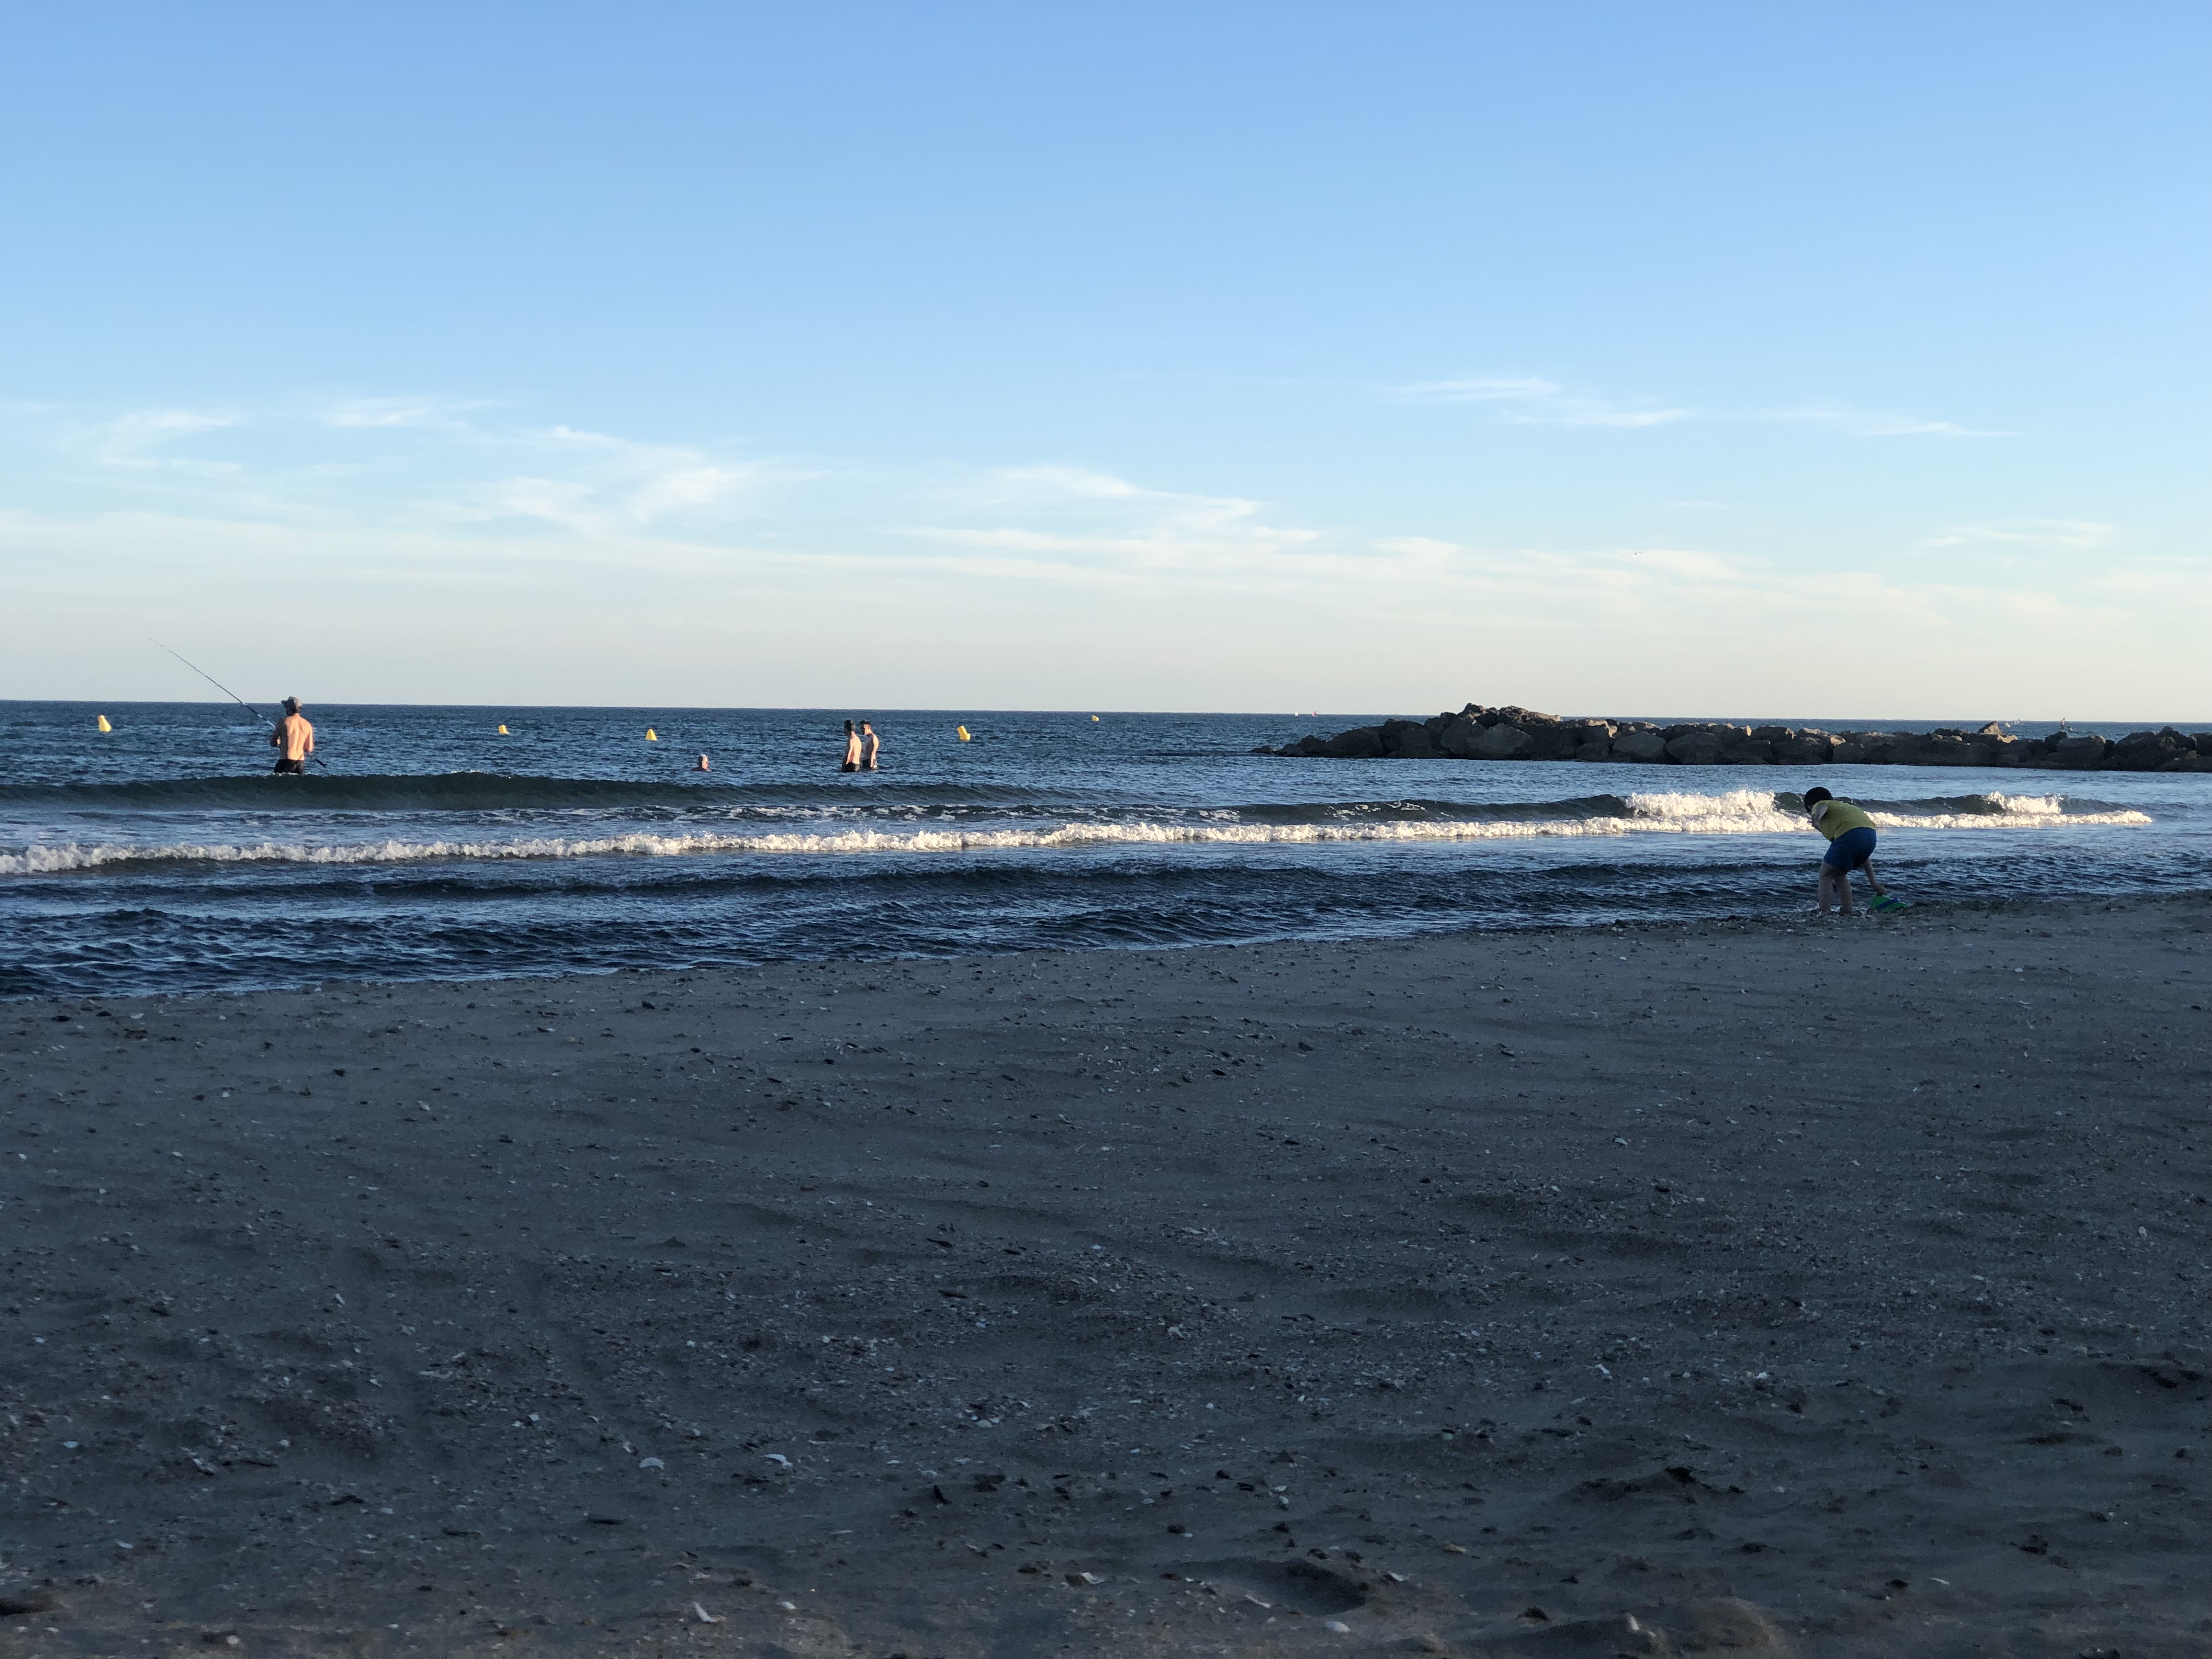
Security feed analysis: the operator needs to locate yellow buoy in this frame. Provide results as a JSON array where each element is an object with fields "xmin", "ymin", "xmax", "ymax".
[
  {"xmin": 956, "ymin": 725, "xmax": 970, "ymax": 742},
  {"xmin": 645, "ymin": 728, "xmax": 658, "ymax": 741},
  {"xmin": 1091, "ymin": 714, "xmax": 1099, "ymax": 721},
  {"xmin": 497, "ymin": 723, "xmax": 509, "ymax": 735},
  {"xmin": 97, "ymin": 714, "xmax": 112, "ymax": 732}
]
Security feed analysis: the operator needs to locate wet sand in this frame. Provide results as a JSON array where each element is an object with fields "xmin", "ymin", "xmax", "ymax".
[{"xmin": 3, "ymin": 894, "xmax": 2208, "ymax": 1657}]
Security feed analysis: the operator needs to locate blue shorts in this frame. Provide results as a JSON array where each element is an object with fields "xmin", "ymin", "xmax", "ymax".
[{"xmin": 1822, "ymin": 825, "xmax": 1877, "ymax": 871}]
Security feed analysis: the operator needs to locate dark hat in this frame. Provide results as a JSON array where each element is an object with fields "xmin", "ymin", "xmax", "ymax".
[{"xmin": 282, "ymin": 696, "xmax": 301, "ymax": 714}]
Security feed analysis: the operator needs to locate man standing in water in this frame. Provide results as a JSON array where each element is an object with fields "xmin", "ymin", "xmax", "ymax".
[
  {"xmin": 860, "ymin": 720, "xmax": 881, "ymax": 770},
  {"xmin": 269, "ymin": 697, "xmax": 314, "ymax": 775},
  {"xmin": 841, "ymin": 719, "xmax": 862, "ymax": 772}
]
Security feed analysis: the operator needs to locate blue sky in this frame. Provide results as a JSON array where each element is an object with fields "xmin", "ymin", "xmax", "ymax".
[{"xmin": 3, "ymin": 3, "xmax": 2205, "ymax": 716}]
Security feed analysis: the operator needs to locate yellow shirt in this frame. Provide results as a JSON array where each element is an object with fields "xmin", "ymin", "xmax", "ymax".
[
  {"xmin": 1811, "ymin": 799, "xmax": 1873, "ymax": 840},
  {"xmin": 272, "ymin": 714, "xmax": 315, "ymax": 763}
]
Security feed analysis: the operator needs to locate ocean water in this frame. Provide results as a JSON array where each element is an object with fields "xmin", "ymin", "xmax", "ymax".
[{"xmin": 2, "ymin": 701, "xmax": 2205, "ymax": 998}]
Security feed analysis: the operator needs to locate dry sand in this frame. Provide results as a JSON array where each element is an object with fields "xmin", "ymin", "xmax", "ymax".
[{"xmin": 3, "ymin": 895, "xmax": 2208, "ymax": 1657}]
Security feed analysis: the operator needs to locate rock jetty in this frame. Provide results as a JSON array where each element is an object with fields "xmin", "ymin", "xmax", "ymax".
[{"xmin": 1257, "ymin": 704, "xmax": 2212, "ymax": 771}]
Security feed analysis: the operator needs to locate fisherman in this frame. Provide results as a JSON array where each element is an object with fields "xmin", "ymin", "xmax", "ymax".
[
  {"xmin": 269, "ymin": 697, "xmax": 315, "ymax": 775},
  {"xmin": 841, "ymin": 719, "xmax": 862, "ymax": 773},
  {"xmin": 859, "ymin": 720, "xmax": 880, "ymax": 770}
]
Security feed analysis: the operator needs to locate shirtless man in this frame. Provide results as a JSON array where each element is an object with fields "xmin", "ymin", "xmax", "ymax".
[
  {"xmin": 859, "ymin": 721, "xmax": 880, "ymax": 770},
  {"xmin": 841, "ymin": 719, "xmax": 862, "ymax": 773},
  {"xmin": 269, "ymin": 697, "xmax": 315, "ymax": 775}
]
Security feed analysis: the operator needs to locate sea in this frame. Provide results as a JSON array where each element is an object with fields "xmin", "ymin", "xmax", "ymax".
[{"xmin": 2, "ymin": 702, "xmax": 2205, "ymax": 1000}]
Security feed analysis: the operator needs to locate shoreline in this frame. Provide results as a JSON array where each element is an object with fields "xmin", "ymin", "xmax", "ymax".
[{"xmin": 4, "ymin": 894, "xmax": 2207, "ymax": 1655}]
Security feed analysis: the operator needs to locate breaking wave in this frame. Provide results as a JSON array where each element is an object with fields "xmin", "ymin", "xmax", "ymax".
[{"xmin": 0, "ymin": 789, "xmax": 2153, "ymax": 876}]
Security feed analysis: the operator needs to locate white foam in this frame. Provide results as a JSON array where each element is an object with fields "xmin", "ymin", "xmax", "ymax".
[
  {"xmin": 0, "ymin": 794, "xmax": 2153, "ymax": 876},
  {"xmin": 1624, "ymin": 789, "xmax": 1804, "ymax": 832},
  {"xmin": 1866, "ymin": 808, "xmax": 2151, "ymax": 830}
]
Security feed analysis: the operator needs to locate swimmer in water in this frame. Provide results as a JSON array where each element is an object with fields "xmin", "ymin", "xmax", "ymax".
[{"xmin": 692, "ymin": 753, "xmax": 711, "ymax": 772}]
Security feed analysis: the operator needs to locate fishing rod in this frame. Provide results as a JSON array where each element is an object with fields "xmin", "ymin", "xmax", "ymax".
[{"xmin": 152, "ymin": 640, "xmax": 328, "ymax": 769}]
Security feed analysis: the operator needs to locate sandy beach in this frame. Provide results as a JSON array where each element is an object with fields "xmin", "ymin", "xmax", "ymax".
[{"xmin": 3, "ymin": 895, "xmax": 2207, "ymax": 1657}]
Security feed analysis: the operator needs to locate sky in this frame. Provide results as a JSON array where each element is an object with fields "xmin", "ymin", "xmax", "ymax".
[{"xmin": 2, "ymin": 3, "xmax": 2205, "ymax": 719}]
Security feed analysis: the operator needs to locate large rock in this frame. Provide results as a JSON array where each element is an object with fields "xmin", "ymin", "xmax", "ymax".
[
  {"xmin": 1917, "ymin": 736, "xmax": 1996, "ymax": 766},
  {"xmin": 1612, "ymin": 729, "xmax": 1668, "ymax": 763},
  {"xmin": 1771, "ymin": 733, "xmax": 1832, "ymax": 764},
  {"xmin": 1468, "ymin": 723, "xmax": 1533, "ymax": 760},
  {"xmin": 1485, "ymin": 705, "xmax": 1551, "ymax": 731},
  {"xmin": 1321, "ymin": 726, "xmax": 1385, "ymax": 758},
  {"xmin": 1665, "ymin": 730, "xmax": 1725, "ymax": 765},
  {"xmin": 1381, "ymin": 719, "xmax": 1441, "ymax": 758},
  {"xmin": 2113, "ymin": 728, "xmax": 2191, "ymax": 771},
  {"xmin": 2042, "ymin": 734, "xmax": 2109, "ymax": 768},
  {"xmin": 1566, "ymin": 720, "xmax": 1616, "ymax": 760},
  {"xmin": 1716, "ymin": 734, "xmax": 1775, "ymax": 765},
  {"xmin": 1437, "ymin": 716, "xmax": 1484, "ymax": 758},
  {"xmin": 1521, "ymin": 722, "xmax": 1578, "ymax": 761}
]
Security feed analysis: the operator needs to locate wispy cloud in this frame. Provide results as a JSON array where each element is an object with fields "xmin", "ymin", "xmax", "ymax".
[
  {"xmin": 1396, "ymin": 376, "xmax": 1560, "ymax": 403},
  {"xmin": 88, "ymin": 408, "xmax": 241, "ymax": 467},
  {"xmin": 904, "ymin": 465, "xmax": 1318, "ymax": 580},
  {"xmin": 1395, "ymin": 374, "xmax": 2006, "ymax": 437},
  {"xmin": 972, "ymin": 465, "xmax": 1148, "ymax": 502},
  {"xmin": 1923, "ymin": 519, "xmax": 2114, "ymax": 550},
  {"xmin": 454, "ymin": 426, "xmax": 772, "ymax": 533},
  {"xmin": 49, "ymin": 400, "xmax": 786, "ymax": 535},
  {"xmin": 1393, "ymin": 376, "xmax": 1689, "ymax": 428},
  {"xmin": 319, "ymin": 397, "xmax": 490, "ymax": 430},
  {"xmin": 1370, "ymin": 535, "xmax": 1459, "ymax": 564},
  {"xmin": 1767, "ymin": 406, "xmax": 2016, "ymax": 438}
]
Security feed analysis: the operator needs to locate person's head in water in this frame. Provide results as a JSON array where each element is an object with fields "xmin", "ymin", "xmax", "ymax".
[{"xmin": 283, "ymin": 697, "xmax": 301, "ymax": 715}]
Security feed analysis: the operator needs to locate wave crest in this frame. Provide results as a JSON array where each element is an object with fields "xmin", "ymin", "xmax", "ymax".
[{"xmin": 0, "ymin": 789, "xmax": 2154, "ymax": 877}]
